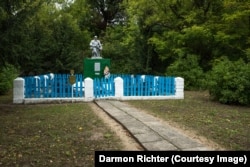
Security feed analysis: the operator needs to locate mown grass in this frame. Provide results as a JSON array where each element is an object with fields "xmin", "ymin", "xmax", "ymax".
[
  {"xmin": 127, "ymin": 91, "xmax": 250, "ymax": 150},
  {"xmin": 0, "ymin": 94, "xmax": 122, "ymax": 167}
]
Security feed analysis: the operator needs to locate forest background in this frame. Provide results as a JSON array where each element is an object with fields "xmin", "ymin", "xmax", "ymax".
[{"xmin": 0, "ymin": 0, "xmax": 249, "ymax": 105}]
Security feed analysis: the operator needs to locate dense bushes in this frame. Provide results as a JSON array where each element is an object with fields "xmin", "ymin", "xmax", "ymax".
[
  {"xmin": 166, "ymin": 55, "xmax": 250, "ymax": 105},
  {"xmin": 208, "ymin": 58, "xmax": 250, "ymax": 105},
  {"xmin": 0, "ymin": 64, "xmax": 19, "ymax": 95},
  {"xmin": 166, "ymin": 55, "xmax": 205, "ymax": 90}
]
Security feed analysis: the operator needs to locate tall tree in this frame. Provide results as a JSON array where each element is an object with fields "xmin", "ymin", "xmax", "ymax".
[
  {"xmin": 0, "ymin": 0, "xmax": 44, "ymax": 68},
  {"xmin": 0, "ymin": 0, "xmax": 91, "ymax": 74},
  {"xmin": 86, "ymin": 0, "xmax": 125, "ymax": 34}
]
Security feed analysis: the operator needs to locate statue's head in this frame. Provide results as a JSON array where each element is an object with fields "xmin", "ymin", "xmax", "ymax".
[{"xmin": 94, "ymin": 36, "xmax": 97, "ymax": 39}]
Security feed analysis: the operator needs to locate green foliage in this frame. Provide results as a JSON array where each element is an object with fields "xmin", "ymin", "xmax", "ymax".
[
  {"xmin": 86, "ymin": 0, "xmax": 124, "ymax": 33},
  {"xmin": 0, "ymin": 64, "xmax": 19, "ymax": 95},
  {"xmin": 208, "ymin": 58, "xmax": 250, "ymax": 105},
  {"xmin": 166, "ymin": 55, "xmax": 205, "ymax": 90},
  {"xmin": 0, "ymin": 0, "xmax": 90, "ymax": 75},
  {"xmin": 49, "ymin": 13, "xmax": 90, "ymax": 73},
  {"xmin": 102, "ymin": 26, "xmax": 135, "ymax": 73},
  {"xmin": 0, "ymin": 0, "xmax": 249, "ymax": 105}
]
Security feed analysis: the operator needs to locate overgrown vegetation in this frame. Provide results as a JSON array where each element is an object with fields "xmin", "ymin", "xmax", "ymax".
[
  {"xmin": 166, "ymin": 55, "xmax": 205, "ymax": 90},
  {"xmin": 1, "ymin": 0, "xmax": 249, "ymax": 104},
  {"xmin": 127, "ymin": 91, "xmax": 250, "ymax": 150},
  {"xmin": 208, "ymin": 58, "xmax": 250, "ymax": 105},
  {"xmin": 0, "ymin": 64, "xmax": 19, "ymax": 95}
]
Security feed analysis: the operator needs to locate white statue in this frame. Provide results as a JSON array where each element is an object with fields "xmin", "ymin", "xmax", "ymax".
[{"xmin": 90, "ymin": 36, "xmax": 102, "ymax": 57}]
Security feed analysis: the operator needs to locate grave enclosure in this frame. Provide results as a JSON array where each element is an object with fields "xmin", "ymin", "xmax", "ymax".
[{"xmin": 13, "ymin": 57, "xmax": 184, "ymax": 104}]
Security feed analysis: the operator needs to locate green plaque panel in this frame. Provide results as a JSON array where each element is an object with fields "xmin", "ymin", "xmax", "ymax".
[{"xmin": 83, "ymin": 58, "xmax": 110, "ymax": 79}]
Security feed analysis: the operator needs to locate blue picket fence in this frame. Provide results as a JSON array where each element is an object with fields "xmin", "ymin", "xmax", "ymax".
[
  {"xmin": 23, "ymin": 74, "xmax": 175, "ymax": 98},
  {"xmin": 24, "ymin": 74, "xmax": 84, "ymax": 98},
  {"xmin": 94, "ymin": 77, "xmax": 115, "ymax": 98},
  {"xmin": 122, "ymin": 75, "xmax": 175, "ymax": 96},
  {"xmin": 93, "ymin": 74, "xmax": 175, "ymax": 97}
]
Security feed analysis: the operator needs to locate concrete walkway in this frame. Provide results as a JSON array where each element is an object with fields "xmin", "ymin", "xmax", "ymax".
[{"xmin": 95, "ymin": 100, "xmax": 212, "ymax": 151}]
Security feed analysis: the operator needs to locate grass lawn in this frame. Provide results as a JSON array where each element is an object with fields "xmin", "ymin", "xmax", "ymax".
[
  {"xmin": 1, "ymin": 91, "xmax": 249, "ymax": 167},
  {"xmin": 127, "ymin": 91, "xmax": 250, "ymax": 150},
  {"xmin": 0, "ymin": 94, "xmax": 123, "ymax": 167}
]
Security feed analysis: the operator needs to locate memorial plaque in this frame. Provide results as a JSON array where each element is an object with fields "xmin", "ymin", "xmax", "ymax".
[{"xmin": 69, "ymin": 75, "xmax": 76, "ymax": 85}]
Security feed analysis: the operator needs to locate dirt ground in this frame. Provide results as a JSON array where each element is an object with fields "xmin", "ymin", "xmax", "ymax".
[{"xmin": 89, "ymin": 102, "xmax": 224, "ymax": 151}]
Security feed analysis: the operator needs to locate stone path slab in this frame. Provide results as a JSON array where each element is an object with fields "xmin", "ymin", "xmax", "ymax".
[{"xmin": 95, "ymin": 100, "xmax": 211, "ymax": 151}]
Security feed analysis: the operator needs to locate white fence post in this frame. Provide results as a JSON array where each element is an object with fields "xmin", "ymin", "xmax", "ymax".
[
  {"xmin": 84, "ymin": 77, "xmax": 94, "ymax": 101},
  {"xmin": 175, "ymin": 77, "xmax": 184, "ymax": 99},
  {"xmin": 114, "ymin": 77, "xmax": 124, "ymax": 99},
  {"xmin": 13, "ymin": 77, "xmax": 25, "ymax": 104}
]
